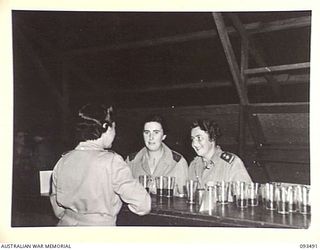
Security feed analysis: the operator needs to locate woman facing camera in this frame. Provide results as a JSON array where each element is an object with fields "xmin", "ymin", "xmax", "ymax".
[
  {"xmin": 189, "ymin": 119, "xmax": 252, "ymax": 188},
  {"xmin": 50, "ymin": 103, "xmax": 151, "ymax": 226},
  {"xmin": 126, "ymin": 114, "xmax": 188, "ymax": 196}
]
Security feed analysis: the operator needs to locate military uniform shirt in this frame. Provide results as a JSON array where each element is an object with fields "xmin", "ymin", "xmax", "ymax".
[
  {"xmin": 188, "ymin": 146, "xmax": 252, "ymax": 188},
  {"xmin": 50, "ymin": 142, "xmax": 151, "ymax": 226}
]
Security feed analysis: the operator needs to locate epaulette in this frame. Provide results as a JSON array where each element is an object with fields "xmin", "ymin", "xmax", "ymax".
[
  {"xmin": 128, "ymin": 151, "xmax": 138, "ymax": 161},
  {"xmin": 220, "ymin": 152, "xmax": 235, "ymax": 164},
  {"xmin": 172, "ymin": 151, "xmax": 182, "ymax": 162},
  {"xmin": 61, "ymin": 150, "xmax": 71, "ymax": 156}
]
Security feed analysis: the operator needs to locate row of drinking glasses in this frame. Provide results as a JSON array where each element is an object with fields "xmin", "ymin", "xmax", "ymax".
[
  {"xmin": 185, "ymin": 180, "xmax": 256, "ymax": 206},
  {"xmin": 261, "ymin": 182, "xmax": 311, "ymax": 215},
  {"xmin": 185, "ymin": 180, "xmax": 311, "ymax": 215},
  {"xmin": 139, "ymin": 175, "xmax": 176, "ymax": 198},
  {"xmin": 185, "ymin": 180, "xmax": 233, "ymax": 206},
  {"xmin": 138, "ymin": 176, "xmax": 311, "ymax": 215}
]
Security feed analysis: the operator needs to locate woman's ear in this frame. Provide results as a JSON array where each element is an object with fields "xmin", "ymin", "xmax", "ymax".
[
  {"xmin": 209, "ymin": 138, "xmax": 216, "ymax": 144},
  {"xmin": 162, "ymin": 134, "xmax": 167, "ymax": 141}
]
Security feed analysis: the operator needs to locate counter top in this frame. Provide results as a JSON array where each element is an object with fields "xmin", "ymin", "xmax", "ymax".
[{"xmin": 117, "ymin": 195, "xmax": 310, "ymax": 228}]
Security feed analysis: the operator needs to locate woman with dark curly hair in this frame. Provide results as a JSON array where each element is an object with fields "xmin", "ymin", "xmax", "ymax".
[
  {"xmin": 189, "ymin": 119, "xmax": 251, "ymax": 187},
  {"xmin": 126, "ymin": 114, "xmax": 188, "ymax": 197},
  {"xmin": 50, "ymin": 103, "xmax": 151, "ymax": 226}
]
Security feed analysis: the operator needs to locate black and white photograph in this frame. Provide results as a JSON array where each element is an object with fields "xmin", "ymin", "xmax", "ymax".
[{"xmin": 1, "ymin": 0, "xmax": 320, "ymax": 248}]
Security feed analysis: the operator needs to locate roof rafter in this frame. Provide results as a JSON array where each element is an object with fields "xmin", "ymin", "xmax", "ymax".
[
  {"xmin": 65, "ymin": 16, "xmax": 310, "ymax": 57},
  {"xmin": 227, "ymin": 13, "xmax": 282, "ymax": 99},
  {"xmin": 212, "ymin": 12, "xmax": 248, "ymax": 105}
]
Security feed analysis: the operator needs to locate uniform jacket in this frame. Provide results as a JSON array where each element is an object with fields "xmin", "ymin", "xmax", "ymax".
[
  {"xmin": 188, "ymin": 146, "xmax": 252, "ymax": 188},
  {"xmin": 126, "ymin": 143, "xmax": 188, "ymax": 196},
  {"xmin": 50, "ymin": 142, "xmax": 151, "ymax": 226}
]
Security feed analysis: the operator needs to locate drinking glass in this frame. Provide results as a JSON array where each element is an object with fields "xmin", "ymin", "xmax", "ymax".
[
  {"xmin": 287, "ymin": 185, "xmax": 298, "ymax": 212},
  {"xmin": 216, "ymin": 181, "xmax": 229, "ymax": 204},
  {"xmin": 229, "ymin": 181, "xmax": 237, "ymax": 203},
  {"xmin": 186, "ymin": 180, "xmax": 198, "ymax": 204},
  {"xmin": 277, "ymin": 185, "xmax": 290, "ymax": 214},
  {"xmin": 265, "ymin": 182, "xmax": 277, "ymax": 210},
  {"xmin": 195, "ymin": 188, "xmax": 205, "ymax": 206},
  {"xmin": 259, "ymin": 183, "xmax": 266, "ymax": 206},
  {"xmin": 298, "ymin": 185, "xmax": 311, "ymax": 215},
  {"xmin": 155, "ymin": 176, "xmax": 168, "ymax": 197},
  {"xmin": 236, "ymin": 181, "xmax": 248, "ymax": 209},
  {"xmin": 247, "ymin": 182, "xmax": 259, "ymax": 206},
  {"xmin": 138, "ymin": 175, "xmax": 151, "ymax": 192},
  {"xmin": 199, "ymin": 184, "xmax": 217, "ymax": 212},
  {"xmin": 166, "ymin": 176, "xmax": 175, "ymax": 198}
]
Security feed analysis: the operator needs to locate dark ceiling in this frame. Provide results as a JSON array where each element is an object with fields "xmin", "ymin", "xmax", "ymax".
[{"xmin": 12, "ymin": 10, "xmax": 311, "ymax": 113}]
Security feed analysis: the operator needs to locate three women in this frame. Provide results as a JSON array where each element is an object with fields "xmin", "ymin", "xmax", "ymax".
[{"xmin": 50, "ymin": 105, "xmax": 252, "ymax": 226}]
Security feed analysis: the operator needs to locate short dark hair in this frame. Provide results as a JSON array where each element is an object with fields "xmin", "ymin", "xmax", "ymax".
[
  {"xmin": 191, "ymin": 119, "xmax": 221, "ymax": 142},
  {"xmin": 142, "ymin": 114, "xmax": 167, "ymax": 134},
  {"xmin": 75, "ymin": 103, "xmax": 114, "ymax": 142}
]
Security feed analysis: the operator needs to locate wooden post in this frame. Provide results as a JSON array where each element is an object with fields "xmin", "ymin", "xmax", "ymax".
[
  {"xmin": 212, "ymin": 12, "xmax": 248, "ymax": 106},
  {"xmin": 212, "ymin": 12, "xmax": 249, "ymax": 159},
  {"xmin": 238, "ymin": 34, "xmax": 249, "ymax": 158},
  {"xmin": 227, "ymin": 13, "xmax": 282, "ymax": 99}
]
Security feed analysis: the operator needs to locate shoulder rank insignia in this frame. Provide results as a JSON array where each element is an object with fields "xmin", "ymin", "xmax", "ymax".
[
  {"xmin": 172, "ymin": 151, "xmax": 182, "ymax": 162},
  {"xmin": 128, "ymin": 151, "xmax": 138, "ymax": 161},
  {"xmin": 220, "ymin": 152, "xmax": 235, "ymax": 164},
  {"xmin": 61, "ymin": 150, "xmax": 71, "ymax": 156}
]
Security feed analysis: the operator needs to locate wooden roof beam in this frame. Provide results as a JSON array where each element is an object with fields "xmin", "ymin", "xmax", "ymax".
[
  {"xmin": 228, "ymin": 13, "xmax": 282, "ymax": 99},
  {"xmin": 65, "ymin": 16, "xmax": 310, "ymax": 56},
  {"xmin": 244, "ymin": 62, "xmax": 310, "ymax": 75},
  {"xmin": 213, "ymin": 12, "xmax": 250, "ymax": 158},
  {"xmin": 212, "ymin": 12, "xmax": 248, "ymax": 105},
  {"xmin": 72, "ymin": 73, "xmax": 309, "ymax": 97},
  {"xmin": 247, "ymin": 102, "xmax": 309, "ymax": 114}
]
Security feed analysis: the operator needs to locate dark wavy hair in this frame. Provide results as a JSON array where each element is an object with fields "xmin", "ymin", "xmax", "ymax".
[
  {"xmin": 191, "ymin": 119, "xmax": 221, "ymax": 142},
  {"xmin": 75, "ymin": 103, "xmax": 114, "ymax": 142},
  {"xmin": 142, "ymin": 114, "xmax": 167, "ymax": 134}
]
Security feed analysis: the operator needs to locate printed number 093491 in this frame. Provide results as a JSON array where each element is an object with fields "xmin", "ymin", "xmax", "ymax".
[{"xmin": 300, "ymin": 244, "xmax": 318, "ymax": 248}]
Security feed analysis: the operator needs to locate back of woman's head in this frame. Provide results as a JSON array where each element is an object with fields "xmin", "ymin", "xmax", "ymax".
[
  {"xmin": 191, "ymin": 119, "xmax": 221, "ymax": 142},
  {"xmin": 75, "ymin": 103, "xmax": 114, "ymax": 142}
]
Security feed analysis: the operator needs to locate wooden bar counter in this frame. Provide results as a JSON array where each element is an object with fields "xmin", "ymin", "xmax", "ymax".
[
  {"xmin": 11, "ymin": 193, "xmax": 310, "ymax": 228},
  {"xmin": 117, "ymin": 194, "xmax": 310, "ymax": 228}
]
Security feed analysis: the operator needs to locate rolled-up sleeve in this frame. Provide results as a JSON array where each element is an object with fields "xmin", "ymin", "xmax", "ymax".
[{"xmin": 111, "ymin": 154, "xmax": 151, "ymax": 215}]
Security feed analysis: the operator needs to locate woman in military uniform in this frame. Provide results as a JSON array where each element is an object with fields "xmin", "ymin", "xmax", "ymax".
[
  {"xmin": 50, "ymin": 103, "xmax": 151, "ymax": 226},
  {"xmin": 189, "ymin": 119, "xmax": 252, "ymax": 188},
  {"xmin": 126, "ymin": 114, "xmax": 188, "ymax": 196}
]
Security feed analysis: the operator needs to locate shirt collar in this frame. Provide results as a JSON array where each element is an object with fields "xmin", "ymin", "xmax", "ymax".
[
  {"xmin": 75, "ymin": 141, "xmax": 104, "ymax": 151},
  {"xmin": 202, "ymin": 145, "xmax": 223, "ymax": 169},
  {"xmin": 142, "ymin": 142, "xmax": 170, "ymax": 162}
]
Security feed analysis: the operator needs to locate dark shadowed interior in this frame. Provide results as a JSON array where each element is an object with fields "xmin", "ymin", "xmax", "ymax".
[{"xmin": 11, "ymin": 10, "xmax": 310, "ymax": 227}]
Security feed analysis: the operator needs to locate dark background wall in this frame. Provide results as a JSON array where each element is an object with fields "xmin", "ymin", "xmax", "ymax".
[
  {"xmin": 12, "ymin": 11, "xmax": 311, "ymax": 189},
  {"xmin": 107, "ymin": 104, "xmax": 309, "ymax": 184},
  {"xmin": 13, "ymin": 101, "xmax": 309, "ymax": 184}
]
